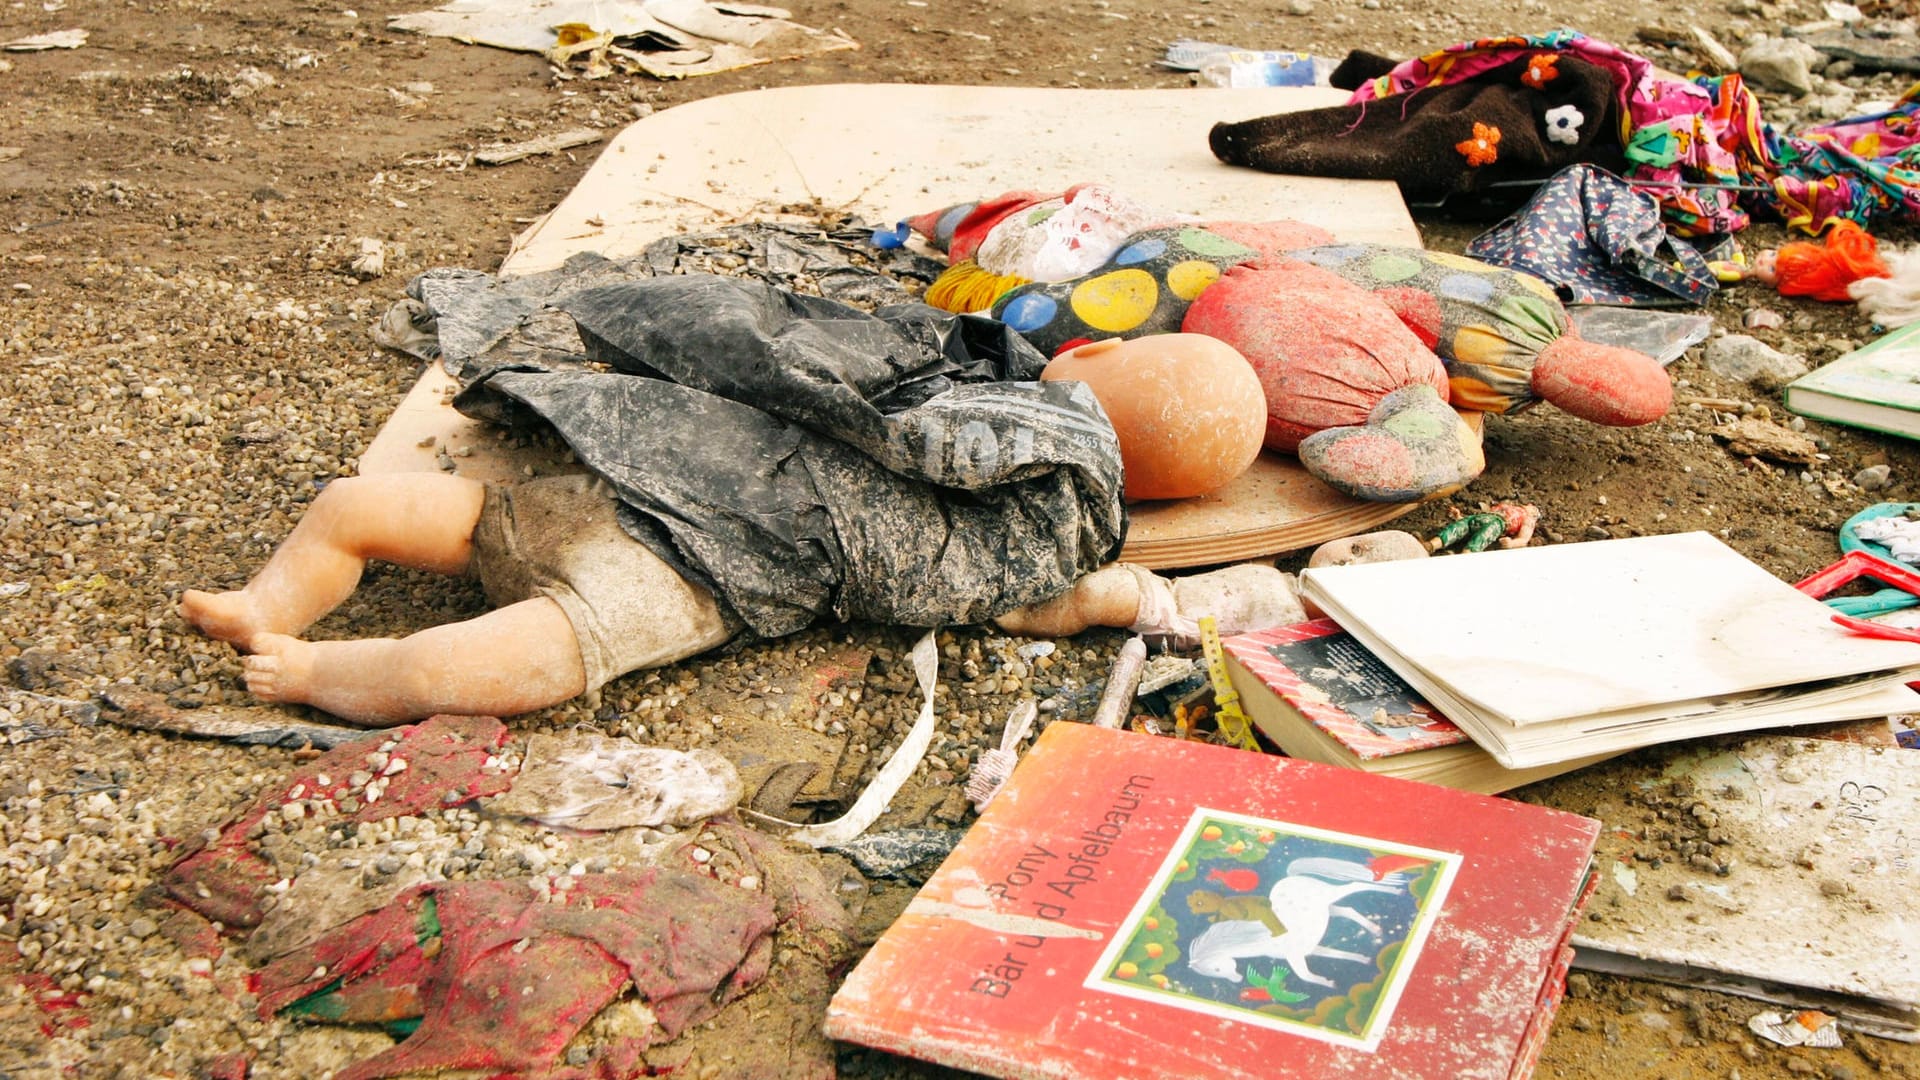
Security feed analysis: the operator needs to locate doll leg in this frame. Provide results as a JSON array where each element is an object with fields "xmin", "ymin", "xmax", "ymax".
[
  {"xmin": 180, "ymin": 473, "xmax": 488, "ymax": 651},
  {"xmin": 995, "ymin": 562, "xmax": 1305, "ymax": 643},
  {"xmin": 240, "ymin": 596, "xmax": 587, "ymax": 727}
]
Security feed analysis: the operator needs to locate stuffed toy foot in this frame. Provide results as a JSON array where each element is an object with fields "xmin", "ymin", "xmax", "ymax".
[{"xmin": 1296, "ymin": 383, "xmax": 1485, "ymax": 502}]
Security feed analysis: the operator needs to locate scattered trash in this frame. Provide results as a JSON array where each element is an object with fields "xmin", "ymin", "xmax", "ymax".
[
  {"xmin": 1214, "ymin": 28, "xmax": 1920, "ymax": 237},
  {"xmin": 759, "ymin": 630, "xmax": 939, "ymax": 849},
  {"xmin": 964, "ymin": 699, "xmax": 1037, "ymax": 812},
  {"xmin": 472, "ymin": 127, "xmax": 602, "ymax": 166},
  {"xmin": 1839, "ymin": 502, "xmax": 1920, "ymax": 567},
  {"xmin": 346, "ymin": 237, "xmax": 393, "ymax": 279},
  {"xmin": 2, "ymin": 28, "xmax": 87, "ymax": 50},
  {"xmin": 1135, "ymin": 653, "xmax": 1198, "ymax": 695},
  {"xmin": 1430, "ymin": 504, "xmax": 1538, "ymax": 553},
  {"xmin": 1430, "ymin": 512, "xmax": 1508, "ymax": 554},
  {"xmin": 1709, "ymin": 415, "xmax": 1823, "ymax": 464},
  {"xmin": 1090, "ymin": 635, "xmax": 1148, "ymax": 730},
  {"xmin": 1167, "ymin": 42, "xmax": 1338, "ymax": 88},
  {"xmin": 481, "ymin": 734, "xmax": 742, "ymax": 830},
  {"xmin": 96, "ymin": 686, "xmax": 366, "ymax": 750},
  {"xmin": 827, "ymin": 827, "xmax": 963, "ymax": 879},
  {"xmin": 388, "ymin": 0, "xmax": 857, "ymax": 81},
  {"xmin": 1744, "ymin": 307, "xmax": 1785, "ymax": 330},
  {"xmin": 1750, "ymin": 1009, "xmax": 1844, "ymax": 1048},
  {"xmin": 1567, "ymin": 306, "xmax": 1713, "ymax": 367}
]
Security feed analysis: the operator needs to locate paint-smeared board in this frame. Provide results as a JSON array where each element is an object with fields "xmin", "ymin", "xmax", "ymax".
[{"xmin": 360, "ymin": 83, "xmax": 1440, "ymax": 566}]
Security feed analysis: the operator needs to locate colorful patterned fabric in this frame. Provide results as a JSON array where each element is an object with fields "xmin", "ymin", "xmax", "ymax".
[
  {"xmin": 1348, "ymin": 30, "xmax": 1920, "ymax": 236},
  {"xmin": 990, "ymin": 225, "xmax": 1263, "ymax": 356},
  {"xmin": 1289, "ymin": 244, "xmax": 1568, "ymax": 415},
  {"xmin": 1465, "ymin": 164, "xmax": 1720, "ymax": 306}
]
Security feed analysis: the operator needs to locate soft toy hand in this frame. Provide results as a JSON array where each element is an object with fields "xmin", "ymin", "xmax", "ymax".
[{"xmin": 1286, "ymin": 243, "xmax": 1671, "ymax": 425}]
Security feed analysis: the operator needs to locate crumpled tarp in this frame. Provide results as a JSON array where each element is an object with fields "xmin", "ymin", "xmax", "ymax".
[
  {"xmin": 382, "ymin": 238, "xmax": 1126, "ymax": 641},
  {"xmin": 1466, "ymin": 164, "xmax": 1720, "ymax": 306}
]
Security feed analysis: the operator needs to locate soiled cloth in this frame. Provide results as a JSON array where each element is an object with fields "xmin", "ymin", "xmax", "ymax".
[
  {"xmin": 428, "ymin": 271, "xmax": 1126, "ymax": 640},
  {"xmin": 469, "ymin": 474, "xmax": 735, "ymax": 691}
]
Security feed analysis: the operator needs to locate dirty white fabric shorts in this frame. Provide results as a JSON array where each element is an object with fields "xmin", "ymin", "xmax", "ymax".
[{"xmin": 468, "ymin": 474, "xmax": 732, "ymax": 692}]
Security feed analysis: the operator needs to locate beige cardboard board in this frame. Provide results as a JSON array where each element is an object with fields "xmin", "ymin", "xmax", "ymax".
[
  {"xmin": 1572, "ymin": 735, "xmax": 1920, "ymax": 1039},
  {"xmin": 502, "ymin": 83, "xmax": 1418, "ymax": 273},
  {"xmin": 360, "ymin": 83, "xmax": 1434, "ymax": 566}
]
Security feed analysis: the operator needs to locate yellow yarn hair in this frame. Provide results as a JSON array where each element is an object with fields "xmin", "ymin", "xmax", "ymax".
[{"xmin": 924, "ymin": 261, "xmax": 1031, "ymax": 314}]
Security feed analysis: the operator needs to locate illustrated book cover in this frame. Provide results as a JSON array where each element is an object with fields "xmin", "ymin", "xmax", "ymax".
[
  {"xmin": 1298, "ymin": 531, "xmax": 1920, "ymax": 769},
  {"xmin": 824, "ymin": 723, "xmax": 1603, "ymax": 1079},
  {"xmin": 1571, "ymin": 734, "xmax": 1919, "ymax": 1040},
  {"xmin": 1220, "ymin": 620, "xmax": 1613, "ymax": 793},
  {"xmin": 1783, "ymin": 320, "xmax": 1920, "ymax": 440}
]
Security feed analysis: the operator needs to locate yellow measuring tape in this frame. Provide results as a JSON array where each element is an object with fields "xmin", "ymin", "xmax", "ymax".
[{"xmin": 1197, "ymin": 615, "xmax": 1261, "ymax": 752}]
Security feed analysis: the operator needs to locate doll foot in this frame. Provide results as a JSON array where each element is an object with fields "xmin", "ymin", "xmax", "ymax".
[
  {"xmin": 242, "ymin": 634, "xmax": 317, "ymax": 706},
  {"xmin": 1297, "ymin": 384, "xmax": 1484, "ymax": 502},
  {"xmin": 181, "ymin": 589, "xmax": 276, "ymax": 651}
]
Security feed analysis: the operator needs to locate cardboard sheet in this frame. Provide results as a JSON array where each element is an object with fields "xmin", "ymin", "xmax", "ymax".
[{"xmin": 359, "ymin": 84, "xmax": 1432, "ymax": 567}]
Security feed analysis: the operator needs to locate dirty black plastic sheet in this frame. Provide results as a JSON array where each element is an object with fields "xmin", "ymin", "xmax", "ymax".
[{"xmin": 391, "ymin": 256, "xmax": 1125, "ymax": 640}]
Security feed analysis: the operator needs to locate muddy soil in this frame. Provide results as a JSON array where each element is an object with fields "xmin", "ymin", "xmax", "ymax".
[{"xmin": 2, "ymin": 0, "xmax": 1918, "ymax": 1077}]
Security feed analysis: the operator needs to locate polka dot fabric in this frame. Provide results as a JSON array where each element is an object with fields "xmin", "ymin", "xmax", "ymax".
[
  {"xmin": 1291, "ymin": 244, "xmax": 1570, "ymax": 415},
  {"xmin": 1464, "ymin": 164, "xmax": 1719, "ymax": 306},
  {"xmin": 990, "ymin": 226, "xmax": 1262, "ymax": 357}
]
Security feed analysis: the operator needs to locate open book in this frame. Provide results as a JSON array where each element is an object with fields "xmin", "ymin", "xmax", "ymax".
[{"xmin": 1298, "ymin": 532, "xmax": 1920, "ymax": 769}]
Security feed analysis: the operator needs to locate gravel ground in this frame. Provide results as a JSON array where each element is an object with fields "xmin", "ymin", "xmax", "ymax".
[{"xmin": 7, "ymin": 0, "xmax": 1920, "ymax": 1077}]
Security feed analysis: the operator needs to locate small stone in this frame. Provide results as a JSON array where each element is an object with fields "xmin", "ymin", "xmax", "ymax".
[
  {"xmin": 1854, "ymin": 464, "xmax": 1891, "ymax": 491},
  {"xmin": 1308, "ymin": 529, "xmax": 1429, "ymax": 568},
  {"xmin": 1740, "ymin": 37, "xmax": 1822, "ymax": 95},
  {"xmin": 1703, "ymin": 334, "xmax": 1809, "ymax": 387}
]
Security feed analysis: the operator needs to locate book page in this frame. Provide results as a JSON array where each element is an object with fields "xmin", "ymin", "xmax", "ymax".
[{"xmin": 1300, "ymin": 532, "xmax": 1920, "ymax": 727}]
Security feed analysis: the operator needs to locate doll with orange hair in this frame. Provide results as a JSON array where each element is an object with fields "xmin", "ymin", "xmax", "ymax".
[{"xmin": 1718, "ymin": 219, "xmax": 1891, "ymax": 301}]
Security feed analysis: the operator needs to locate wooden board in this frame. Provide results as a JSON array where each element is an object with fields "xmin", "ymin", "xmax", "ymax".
[{"xmin": 360, "ymin": 83, "xmax": 1437, "ymax": 566}]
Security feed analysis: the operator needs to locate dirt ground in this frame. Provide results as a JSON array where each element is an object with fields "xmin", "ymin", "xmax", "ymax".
[{"xmin": 3, "ymin": 0, "xmax": 1919, "ymax": 1076}]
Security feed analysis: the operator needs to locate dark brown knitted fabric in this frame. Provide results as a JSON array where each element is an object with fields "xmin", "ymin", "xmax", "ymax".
[{"xmin": 1210, "ymin": 53, "xmax": 1628, "ymax": 200}]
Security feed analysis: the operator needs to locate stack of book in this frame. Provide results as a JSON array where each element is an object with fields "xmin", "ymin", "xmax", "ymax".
[
  {"xmin": 1280, "ymin": 531, "xmax": 1920, "ymax": 771},
  {"xmin": 1219, "ymin": 620, "xmax": 1614, "ymax": 793}
]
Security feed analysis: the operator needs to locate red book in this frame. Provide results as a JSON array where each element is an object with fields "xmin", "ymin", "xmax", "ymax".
[{"xmin": 825, "ymin": 723, "xmax": 1600, "ymax": 1080}]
